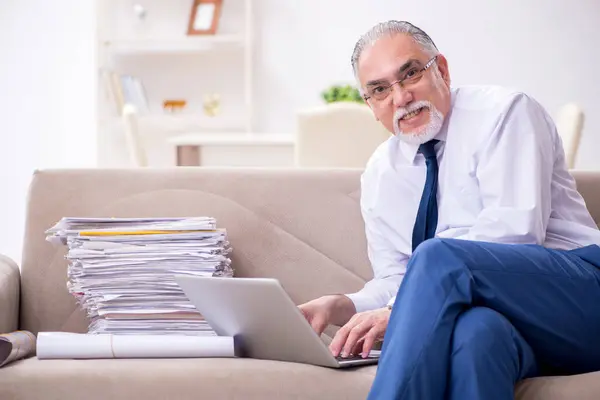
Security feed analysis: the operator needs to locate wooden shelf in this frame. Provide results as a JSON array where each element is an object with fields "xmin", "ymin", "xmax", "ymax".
[
  {"xmin": 104, "ymin": 35, "xmax": 245, "ymax": 55},
  {"xmin": 96, "ymin": 0, "xmax": 262, "ymax": 167},
  {"xmin": 102, "ymin": 114, "xmax": 247, "ymax": 132}
]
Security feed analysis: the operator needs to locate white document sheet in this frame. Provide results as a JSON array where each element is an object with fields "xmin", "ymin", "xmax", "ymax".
[{"xmin": 36, "ymin": 332, "xmax": 236, "ymax": 360}]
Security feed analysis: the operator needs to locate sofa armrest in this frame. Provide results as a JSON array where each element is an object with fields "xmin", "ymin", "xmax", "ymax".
[{"xmin": 0, "ymin": 254, "xmax": 20, "ymax": 333}]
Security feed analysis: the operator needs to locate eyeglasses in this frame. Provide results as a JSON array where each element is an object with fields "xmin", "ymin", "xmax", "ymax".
[{"xmin": 363, "ymin": 55, "xmax": 438, "ymax": 102}]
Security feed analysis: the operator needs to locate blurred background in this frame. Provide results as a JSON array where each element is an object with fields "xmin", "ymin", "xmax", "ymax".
[{"xmin": 0, "ymin": 0, "xmax": 599, "ymax": 262}]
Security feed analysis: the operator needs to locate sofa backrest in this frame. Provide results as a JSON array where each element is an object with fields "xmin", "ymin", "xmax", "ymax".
[
  {"xmin": 19, "ymin": 168, "xmax": 370, "ymax": 334},
  {"xmin": 568, "ymin": 171, "xmax": 600, "ymax": 224},
  {"xmin": 18, "ymin": 169, "xmax": 600, "ymax": 335}
]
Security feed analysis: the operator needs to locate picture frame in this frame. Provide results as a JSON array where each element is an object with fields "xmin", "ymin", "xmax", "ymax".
[{"xmin": 187, "ymin": 0, "xmax": 223, "ymax": 35}]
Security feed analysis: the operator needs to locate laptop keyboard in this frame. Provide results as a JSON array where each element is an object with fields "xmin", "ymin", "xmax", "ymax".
[
  {"xmin": 335, "ymin": 350, "xmax": 380, "ymax": 361},
  {"xmin": 336, "ymin": 356, "xmax": 371, "ymax": 364}
]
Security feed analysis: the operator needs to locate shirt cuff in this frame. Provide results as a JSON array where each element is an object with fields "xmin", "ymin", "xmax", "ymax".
[
  {"xmin": 386, "ymin": 296, "xmax": 396, "ymax": 308},
  {"xmin": 344, "ymin": 291, "xmax": 384, "ymax": 314}
]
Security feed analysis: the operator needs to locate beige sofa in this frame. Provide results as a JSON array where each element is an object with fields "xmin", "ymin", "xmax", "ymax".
[{"xmin": 1, "ymin": 168, "xmax": 600, "ymax": 400}]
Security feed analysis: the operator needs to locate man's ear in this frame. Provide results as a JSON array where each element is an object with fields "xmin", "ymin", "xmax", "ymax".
[{"xmin": 435, "ymin": 54, "xmax": 451, "ymax": 86}]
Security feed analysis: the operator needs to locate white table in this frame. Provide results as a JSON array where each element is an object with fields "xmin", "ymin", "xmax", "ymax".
[{"xmin": 168, "ymin": 133, "xmax": 296, "ymax": 166}]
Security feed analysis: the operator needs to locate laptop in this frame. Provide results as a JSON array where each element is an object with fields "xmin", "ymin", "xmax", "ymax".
[{"xmin": 174, "ymin": 275, "xmax": 380, "ymax": 368}]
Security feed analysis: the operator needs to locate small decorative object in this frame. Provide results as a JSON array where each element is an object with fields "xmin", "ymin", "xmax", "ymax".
[
  {"xmin": 321, "ymin": 84, "xmax": 364, "ymax": 104},
  {"xmin": 133, "ymin": 3, "xmax": 147, "ymax": 20},
  {"xmin": 187, "ymin": 0, "xmax": 223, "ymax": 35},
  {"xmin": 203, "ymin": 93, "xmax": 221, "ymax": 117},
  {"xmin": 163, "ymin": 99, "xmax": 187, "ymax": 113}
]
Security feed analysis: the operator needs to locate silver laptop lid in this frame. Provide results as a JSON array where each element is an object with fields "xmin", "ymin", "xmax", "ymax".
[{"xmin": 175, "ymin": 275, "xmax": 374, "ymax": 368}]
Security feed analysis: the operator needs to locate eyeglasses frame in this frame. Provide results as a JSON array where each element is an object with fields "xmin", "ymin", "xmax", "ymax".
[{"xmin": 362, "ymin": 55, "xmax": 439, "ymax": 102}]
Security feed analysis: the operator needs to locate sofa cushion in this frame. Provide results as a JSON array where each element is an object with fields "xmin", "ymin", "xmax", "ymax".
[
  {"xmin": 0, "ymin": 357, "xmax": 377, "ymax": 400},
  {"xmin": 3, "ymin": 356, "xmax": 600, "ymax": 400},
  {"xmin": 515, "ymin": 371, "xmax": 600, "ymax": 400}
]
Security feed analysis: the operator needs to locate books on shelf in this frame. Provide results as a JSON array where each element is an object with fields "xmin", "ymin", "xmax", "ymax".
[{"xmin": 101, "ymin": 68, "xmax": 150, "ymax": 116}]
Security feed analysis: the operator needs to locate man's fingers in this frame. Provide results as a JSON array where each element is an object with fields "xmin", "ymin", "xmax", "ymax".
[
  {"xmin": 351, "ymin": 337, "xmax": 365, "ymax": 356},
  {"xmin": 329, "ymin": 323, "xmax": 353, "ymax": 356},
  {"xmin": 298, "ymin": 307, "xmax": 308, "ymax": 319},
  {"xmin": 298, "ymin": 305, "xmax": 327, "ymax": 335},
  {"xmin": 312, "ymin": 317, "xmax": 328, "ymax": 335},
  {"xmin": 341, "ymin": 322, "xmax": 371, "ymax": 357},
  {"xmin": 329, "ymin": 318, "xmax": 360, "ymax": 357},
  {"xmin": 361, "ymin": 327, "xmax": 381, "ymax": 358}
]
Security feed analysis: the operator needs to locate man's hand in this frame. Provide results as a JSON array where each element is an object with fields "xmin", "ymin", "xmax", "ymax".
[
  {"xmin": 298, "ymin": 294, "xmax": 356, "ymax": 335},
  {"xmin": 329, "ymin": 307, "xmax": 391, "ymax": 358}
]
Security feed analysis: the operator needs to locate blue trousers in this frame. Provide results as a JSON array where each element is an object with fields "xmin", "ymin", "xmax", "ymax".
[{"xmin": 367, "ymin": 238, "xmax": 600, "ymax": 400}]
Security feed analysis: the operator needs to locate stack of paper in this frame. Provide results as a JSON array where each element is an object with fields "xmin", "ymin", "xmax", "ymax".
[{"xmin": 45, "ymin": 217, "xmax": 233, "ymax": 336}]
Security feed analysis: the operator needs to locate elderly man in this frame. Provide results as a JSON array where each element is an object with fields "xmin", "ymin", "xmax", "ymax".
[{"xmin": 299, "ymin": 20, "xmax": 600, "ymax": 399}]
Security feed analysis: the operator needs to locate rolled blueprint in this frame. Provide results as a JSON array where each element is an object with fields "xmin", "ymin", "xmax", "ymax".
[{"xmin": 36, "ymin": 332, "xmax": 236, "ymax": 359}]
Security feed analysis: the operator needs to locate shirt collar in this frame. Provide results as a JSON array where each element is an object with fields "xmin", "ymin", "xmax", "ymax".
[{"xmin": 397, "ymin": 129, "xmax": 447, "ymax": 164}]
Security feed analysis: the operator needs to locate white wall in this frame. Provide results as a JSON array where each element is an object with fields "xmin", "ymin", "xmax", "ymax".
[
  {"xmin": 0, "ymin": 0, "xmax": 96, "ymax": 263},
  {"xmin": 253, "ymin": 0, "xmax": 600, "ymax": 169}
]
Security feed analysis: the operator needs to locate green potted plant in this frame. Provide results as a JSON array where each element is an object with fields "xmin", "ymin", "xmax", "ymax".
[{"xmin": 321, "ymin": 84, "xmax": 364, "ymax": 104}]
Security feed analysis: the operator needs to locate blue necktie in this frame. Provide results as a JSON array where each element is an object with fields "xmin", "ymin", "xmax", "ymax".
[{"xmin": 411, "ymin": 139, "xmax": 439, "ymax": 252}]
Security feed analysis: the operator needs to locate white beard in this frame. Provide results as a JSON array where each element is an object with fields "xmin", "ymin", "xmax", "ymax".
[{"xmin": 393, "ymin": 100, "xmax": 444, "ymax": 145}]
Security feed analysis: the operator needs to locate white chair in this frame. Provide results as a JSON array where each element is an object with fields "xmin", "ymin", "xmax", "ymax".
[
  {"xmin": 555, "ymin": 103, "xmax": 584, "ymax": 169},
  {"xmin": 294, "ymin": 102, "xmax": 391, "ymax": 168},
  {"xmin": 121, "ymin": 103, "xmax": 148, "ymax": 167}
]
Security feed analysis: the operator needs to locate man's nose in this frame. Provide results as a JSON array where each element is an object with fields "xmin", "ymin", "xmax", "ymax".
[{"xmin": 391, "ymin": 84, "xmax": 413, "ymax": 108}]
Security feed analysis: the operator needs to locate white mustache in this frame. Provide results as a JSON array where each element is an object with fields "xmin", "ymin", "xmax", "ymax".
[{"xmin": 395, "ymin": 101, "xmax": 432, "ymax": 121}]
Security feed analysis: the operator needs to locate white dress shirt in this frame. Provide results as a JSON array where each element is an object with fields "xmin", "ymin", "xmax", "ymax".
[{"xmin": 346, "ymin": 85, "xmax": 600, "ymax": 313}]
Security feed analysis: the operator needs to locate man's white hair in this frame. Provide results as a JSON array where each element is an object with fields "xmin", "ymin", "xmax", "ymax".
[{"xmin": 351, "ymin": 20, "xmax": 439, "ymax": 79}]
